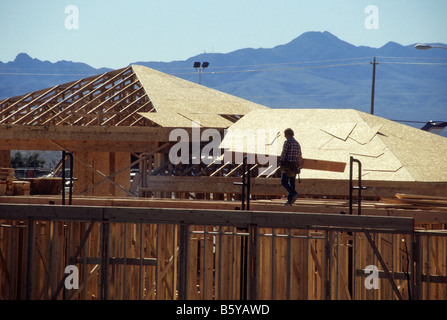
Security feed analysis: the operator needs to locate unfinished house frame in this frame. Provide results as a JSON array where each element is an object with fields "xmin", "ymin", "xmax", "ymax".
[
  {"xmin": 1, "ymin": 203, "xmax": 447, "ymax": 300},
  {"xmin": 1, "ymin": 65, "xmax": 447, "ymax": 300}
]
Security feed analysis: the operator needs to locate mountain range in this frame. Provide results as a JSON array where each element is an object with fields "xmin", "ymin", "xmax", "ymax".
[{"xmin": 1, "ymin": 31, "xmax": 446, "ymax": 127}]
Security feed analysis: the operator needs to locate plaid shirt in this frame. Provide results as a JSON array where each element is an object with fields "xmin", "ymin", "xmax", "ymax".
[{"xmin": 279, "ymin": 136, "xmax": 302, "ymax": 165}]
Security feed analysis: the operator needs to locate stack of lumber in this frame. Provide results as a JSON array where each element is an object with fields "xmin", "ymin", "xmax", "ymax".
[
  {"xmin": 379, "ymin": 193, "xmax": 447, "ymax": 211},
  {"xmin": 12, "ymin": 180, "xmax": 31, "ymax": 196},
  {"xmin": 0, "ymin": 168, "xmax": 30, "ymax": 196},
  {"xmin": 0, "ymin": 168, "xmax": 14, "ymax": 196}
]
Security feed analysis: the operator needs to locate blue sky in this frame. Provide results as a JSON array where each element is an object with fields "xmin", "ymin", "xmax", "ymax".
[{"xmin": 1, "ymin": 0, "xmax": 446, "ymax": 69}]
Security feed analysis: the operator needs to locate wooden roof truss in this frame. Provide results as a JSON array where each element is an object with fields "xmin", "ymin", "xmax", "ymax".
[{"xmin": 0, "ymin": 67, "xmax": 154, "ymax": 127}]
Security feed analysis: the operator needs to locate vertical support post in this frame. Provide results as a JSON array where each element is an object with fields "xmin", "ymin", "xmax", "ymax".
[
  {"xmin": 178, "ymin": 224, "xmax": 189, "ymax": 300},
  {"xmin": 68, "ymin": 152, "xmax": 73, "ymax": 205},
  {"xmin": 61, "ymin": 151, "xmax": 74, "ymax": 205},
  {"xmin": 248, "ymin": 225, "xmax": 258, "ymax": 300},
  {"xmin": 140, "ymin": 153, "xmax": 148, "ymax": 197},
  {"xmin": 62, "ymin": 151, "xmax": 66, "ymax": 205},
  {"xmin": 246, "ymin": 160, "xmax": 251, "ymax": 211},
  {"xmin": 286, "ymin": 229, "xmax": 291, "ymax": 300},
  {"xmin": 241, "ymin": 157, "xmax": 246, "ymax": 210},
  {"xmin": 100, "ymin": 219, "xmax": 110, "ymax": 300},
  {"xmin": 352, "ymin": 232, "xmax": 357, "ymax": 300},
  {"xmin": 25, "ymin": 218, "xmax": 34, "ymax": 300},
  {"xmin": 326, "ymin": 230, "xmax": 334, "ymax": 300},
  {"xmin": 413, "ymin": 233, "xmax": 422, "ymax": 300},
  {"xmin": 217, "ymin": 226, "xmax": 223, "ymax": 300},
  {"xmin": 239, "ymin": 229, "xmax": 248, "ymax": 300},
  {"xmin": 122, "ymin": 222, "xmax": 127, "ymax": 299},
  {"xmin": 138, "ymin": 222, "xmax": 144, "ymax": 300}
]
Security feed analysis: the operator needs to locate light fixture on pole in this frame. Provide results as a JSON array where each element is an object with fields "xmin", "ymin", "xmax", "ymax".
[{"xmin": 194, "ymin": 61, "xmax": 209, "ymax": 85}]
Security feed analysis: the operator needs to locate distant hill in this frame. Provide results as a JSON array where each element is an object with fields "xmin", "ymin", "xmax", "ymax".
[
  {"xmin": 1, "ymin": 31, "xmax": 446, "ymax": 126},
  {"xmin": 0, "ymin": 53, "xmax": 111, "ymax": 98}
]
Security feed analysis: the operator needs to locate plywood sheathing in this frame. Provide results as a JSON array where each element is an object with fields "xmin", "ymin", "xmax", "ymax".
[
  {"xmin": 73, "ymin": 152, "xmax": 130, "ymax": 197},
  {"xmin": 221, "ymin": 108, "xmax": 447, "ymax": 182},
  {"xmin": 132, "ymin": 64, "xmax": 268, "ymax": 128},
  {"xmin": 139, "ymin": 111, "xmax": 234, "ymax": 128}
]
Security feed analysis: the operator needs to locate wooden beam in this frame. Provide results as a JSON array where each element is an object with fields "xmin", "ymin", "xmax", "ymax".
[
  {"xmin": 0, "ymin": 92, "xmax": 36, "ymax": 119},
  {"xmin": 77, "ymin": 76, "xmax": 139, "ymax": 126},
  {"xmin": 0, "ymin": 125, "xmax": 174, "ymax": 141},
  {"xmin": 52, "ymin": 67, "xmax": 132, "ymax": 126},
  {"xmin": 301, "ymin": 158, "xmax": 346, "ymax": 173},
  {"xmin": 141, "ymin": 176, "xmax": 447, "ymax": 199},
  {"xmin": 0, "ymin": 139, "xmax": 160, "ymax": 153},
  {"xmin": 1, "ymin": 195, "xmax": 447, "ymax": 223},
  {"xmin": 13, "ymin": 79, "xmax": 85, "ymax": 125},
  {"xmin": 224, "ymin": 151, "xmax": 346, "ymax": 173},
  {"xmin": 0, "ymin": 86, "xmax": 58, "ymax": 124},
  {"xmin": 0, "ymin": 203, "xmax": 415, "ymax": 233}
]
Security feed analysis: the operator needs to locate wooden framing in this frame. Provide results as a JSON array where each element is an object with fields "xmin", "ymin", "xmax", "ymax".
[
  {"xmin": 1, "ymin": 64, "xmax": 447, "ymax": 300},
  {"xmin": 0, "ymin": 67, "xmax": 152, "ymax": 127},
  {"xmin": 0, "ymin": 125, "xmax": 175, "ymax": 152},
  {"xmin": 1, "ymin": 202, "xmax": 446, "ymax": 300},
  {"xmin": 140, "ymin": 176, "xmax": 447, "ymax": 199},
  {"xmin": 0, "ymin": 65, "xmax": 269, "ymax": 197},
  {"xmin": 0, "ymin": 203, "xmax": 416, "ymax": 231}
]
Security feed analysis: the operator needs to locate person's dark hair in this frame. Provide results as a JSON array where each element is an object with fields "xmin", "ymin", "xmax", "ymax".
[{"xmin": 284, "ymin": 128, "xmax": 294, "ymax": 137}]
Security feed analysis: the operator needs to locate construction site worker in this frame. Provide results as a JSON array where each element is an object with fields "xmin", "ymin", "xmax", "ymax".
[{"xmin": 279, "ymin": 128, "xmax": 302, "ymax": 206}]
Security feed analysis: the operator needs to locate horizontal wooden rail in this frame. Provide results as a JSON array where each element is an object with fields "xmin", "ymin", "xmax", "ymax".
[
  {"xmin": 0, "ymin": 203, "xmax": 414, "ymax": 233},
  {"xmin": 142, "ymin": 175, "xmax": 447, "ymax": 198}
]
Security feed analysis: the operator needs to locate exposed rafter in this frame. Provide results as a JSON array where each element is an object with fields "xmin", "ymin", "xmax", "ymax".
[{"xmin": 0, "ymin": 66, "xmax": 153, "ymax": 127}]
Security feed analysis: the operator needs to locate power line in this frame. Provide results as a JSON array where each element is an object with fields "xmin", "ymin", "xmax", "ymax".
[
  {"xmin": 377, "ymin": 56, "xmax": 447, "ymax": 61},
  {"xmin": 380, "ymin": 62, "xmax": 447, "ymax": 66},
  {"xmin": 241, "ymin": 91, "xmax": 447, "ymax": 99},
  {"xmin": 0, "ymin": 55, "xmax": 446, "ymax": 76},
  {"xmin": 171, "ymin": 62, "xmax": 369, "ymax": 76},
  {"xmin": 205, "ymin": 57, "xmax": 372, "ymax": 69},
  {"xmin": 0, "ymin": 72, "xmax": 98, "ymax": 76}
]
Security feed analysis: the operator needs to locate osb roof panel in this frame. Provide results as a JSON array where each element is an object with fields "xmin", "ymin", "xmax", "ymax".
[
  {"xmin": 139, "ymin": 111, "xmax": 233, "ymax": 128},
  {"xmin": 320, "ymin": 122, "xmax": 357, "ymax": 141},
  {"xmin": 182, "ymin": 113, "xmax": 233, "ymax": 128},
  {"xmin": 139, "ymin": 112, "xmax": 195, "ymax": 128},
  {"xmin": 220, "ymin": 108, "xmax": 447, "ymax": 182},
  {"xmin": 132, "ymin": 65, "xmax": 268, "ymax": 116},
  {"xmin": 358, "ymin": 112, "xmax": 447, "ymax": 181}
]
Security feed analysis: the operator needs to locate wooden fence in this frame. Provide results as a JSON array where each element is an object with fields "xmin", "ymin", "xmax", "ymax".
[{"xmin": 0, "ymin": 203, "xmax": 446, "ymax": 300}]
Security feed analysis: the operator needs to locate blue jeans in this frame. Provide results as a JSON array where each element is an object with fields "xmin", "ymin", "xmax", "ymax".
[{"xmin": 281, "ymin": 173, "xmax": 298, "ymax": 202}]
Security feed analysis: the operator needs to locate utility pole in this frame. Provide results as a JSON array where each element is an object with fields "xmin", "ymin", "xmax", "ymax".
[{"xmin": 370, "ymin": 57, "xmax": 378, "ymax": 115}]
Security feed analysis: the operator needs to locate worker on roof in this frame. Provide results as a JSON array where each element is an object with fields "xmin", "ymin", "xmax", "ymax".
[{"xmin": 279, "ymin": 128, "xmax": 302, "ymax": 206}]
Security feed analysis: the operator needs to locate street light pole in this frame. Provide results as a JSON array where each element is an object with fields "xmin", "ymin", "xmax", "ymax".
[{"xmin": 193, "ymin": 61, "xmax": 209, "ymax": 85}]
